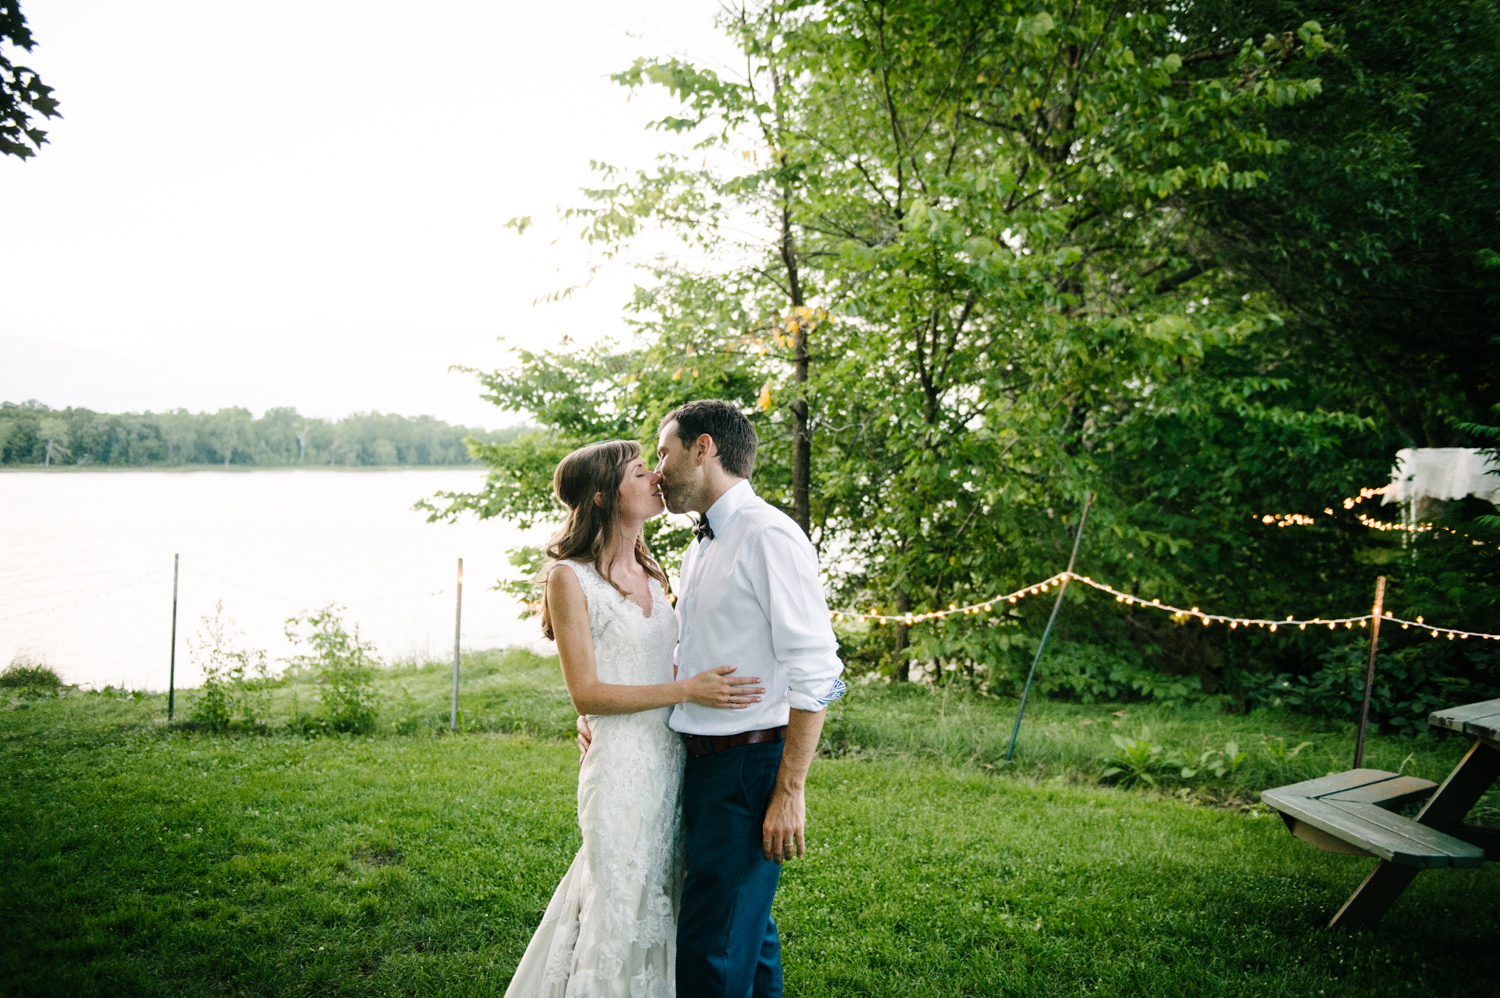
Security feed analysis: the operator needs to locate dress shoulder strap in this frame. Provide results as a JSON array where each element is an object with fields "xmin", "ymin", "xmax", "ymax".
[{"xmin": 556, "ymin": 559, "xmax": 607, "ymax": 604}]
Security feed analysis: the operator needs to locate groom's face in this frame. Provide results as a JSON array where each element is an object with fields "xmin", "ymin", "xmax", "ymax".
[{"xmin": 655, "ymin": 421, "xmax": 704, "ymax": 515}]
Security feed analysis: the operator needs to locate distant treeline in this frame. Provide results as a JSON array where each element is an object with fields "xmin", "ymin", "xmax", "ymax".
[{"xmin": 0, "ymin": 400, "xmax": 526, "ymax": 468}]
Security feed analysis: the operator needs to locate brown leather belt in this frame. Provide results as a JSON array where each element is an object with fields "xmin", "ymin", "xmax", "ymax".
[{"xmin": 683, "ymin": 725, "xmax": 786, "ymax": 758}]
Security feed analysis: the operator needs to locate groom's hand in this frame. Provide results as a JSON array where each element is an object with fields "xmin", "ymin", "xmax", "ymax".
[
  {"xmin": 575, "ymin": 714, "xmax": 592, "ymax": 764},
  {"xmin": 762, "ymin": 787, "xmax": 806, "ymax": 864},
  {"xmin": 762, "ymin": 707, "xmax": 826, "ymax": 863}
]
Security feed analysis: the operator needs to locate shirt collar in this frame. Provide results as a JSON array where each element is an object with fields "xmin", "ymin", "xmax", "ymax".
[{"xmin": 703, "ymin": 478, "xmax": 753, "ymax": 533}]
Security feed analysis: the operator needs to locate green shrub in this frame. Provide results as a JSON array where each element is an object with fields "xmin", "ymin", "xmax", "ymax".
[
  {"xmin": 1101, "ymin": 730, "xmax": 1165, "ymax": 787},
  {"xmin": 1244, "ymin": 638, "xmax": 1500, "ymax": 733},
  {"xmin": 0, "ymin": 655, "xmax": 62, "ymax": 690},
  {"xmin": 1101, "ymin": 728, "xmax": 1250, "ymax": 788},
  {"xmin": 284, "ymin": 606, "xmax": 381, "ymax": 735},
  {"xmin": 187, "ymin": 602, "xmax": 270, "ymax": 731}
]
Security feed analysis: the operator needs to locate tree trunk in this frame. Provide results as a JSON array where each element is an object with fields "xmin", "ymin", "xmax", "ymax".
[
  {"xmin": 771, "ymin": 53, "xmax": 811, "ymax": 538},
  {"xmin": 781, "ymin": 185, "xmax": 810, "ymax": 538},
  {"xmin": 893, "ymin": 585, "xmax": 911, "ymax": 682}
]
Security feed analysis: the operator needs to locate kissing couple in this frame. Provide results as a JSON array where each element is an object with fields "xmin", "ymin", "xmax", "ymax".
[{"xmin": 504, "ymin": 400, "xmax": 846, "ymax": 998}]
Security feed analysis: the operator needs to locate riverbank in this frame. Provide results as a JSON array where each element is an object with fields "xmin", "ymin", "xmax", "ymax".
[{"xmin": 3, "ymin": 653, "xmax": 1497, "ymax": 995}]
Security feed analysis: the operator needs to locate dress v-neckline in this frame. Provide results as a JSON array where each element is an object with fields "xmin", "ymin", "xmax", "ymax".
[{"xmin": 590, "ymin": 562, "xmax": 654, "ymax": 620}]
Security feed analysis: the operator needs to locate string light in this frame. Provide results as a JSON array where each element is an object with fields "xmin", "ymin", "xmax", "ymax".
[
  {"xmin": 1355, "ymin": 512, "xmax": 1432, "ymax": 534},
  {"xmin": 1343, "ymin": 485, "xmax": 1391, "ymax": 509},
  {"xmin": 1261, "ymin": 513, "xmax": 1316, "ymax": 527},
  {"xmin": 825, "ymin": 571, "xmax": 1500, "ymax": 642},
  {"xmin": 1255, "ymin": 483, "xmax": 1491, "ymax": 546},
  {"xmin": 512, "ymin": 568, "xmax": 1498, "ymax": 643}
]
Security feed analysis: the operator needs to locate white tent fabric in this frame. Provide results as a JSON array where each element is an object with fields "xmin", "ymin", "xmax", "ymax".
[{"xmin": 1383, "ymin": 448, "xmax": 1500, "ymax": 505}]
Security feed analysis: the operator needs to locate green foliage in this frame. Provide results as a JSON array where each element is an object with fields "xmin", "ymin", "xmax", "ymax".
[
  {"xmin": 0, "ymin": 1, "xmax": 59, "ymax": 160},
  {"xmin": 1102, "ymin": 730, "xmax": 1165, "ymax": 787},
  {"xmin": 433, "ymin": 0, "xmax": 1500, "ymax": 726},
  {"xmin": 1104, "ymin": 728, "xmax": 1250, "ymax": 786},
  {"xmin": 0, "ymin": 400, "xmax": 524, "ymax": 468},
  {"xmin": 0, "ymin": 654, "xmax": 60, "ymax": 690},
  {"xmin": 493, "ymin": 545, "xmax": 547, "ymax": 617},
  {"xmin": 1190, "ymin": 0, "xmax": 1500, "ymax": 451},
  {"xmin": 284, "ymin": 607, "xmax": 381, "ymax": 735},
  {"xmin": 185, "ymin": 602, "xmax": 270, "ymax": 732},
  {"xmin": 1171, "ymin": 740, "xmax": 1249, "ymax": 780},
  {"xmin": 1261, "ymin": 735, "xmax": 1313, "ymax": 762}
]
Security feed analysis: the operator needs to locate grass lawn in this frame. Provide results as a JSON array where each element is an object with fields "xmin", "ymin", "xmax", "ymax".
[{"xmin": 2, "ymin": 650, "xmax": 1497, "ymax": 996}]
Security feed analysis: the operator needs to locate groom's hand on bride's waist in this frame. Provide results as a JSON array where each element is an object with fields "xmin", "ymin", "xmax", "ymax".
[{"xmin": 576, "ymin": 715, "xmax": 592, "ymax": 764}]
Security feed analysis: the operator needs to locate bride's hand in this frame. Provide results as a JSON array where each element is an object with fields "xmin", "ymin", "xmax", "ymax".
[{"xmin": 683, "ymin": 666, "xmax": 765, "ymax": 709}]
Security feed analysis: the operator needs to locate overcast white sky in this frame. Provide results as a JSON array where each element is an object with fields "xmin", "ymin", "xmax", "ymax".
[{"xmin": 1, "ymin": 1, "xmax": 742, "ymax": 428}]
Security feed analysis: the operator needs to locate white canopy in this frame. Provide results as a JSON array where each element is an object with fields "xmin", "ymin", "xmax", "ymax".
[{"xmin": 1383, "ymin": 448, "xmax": 1500, "ymax": 505}]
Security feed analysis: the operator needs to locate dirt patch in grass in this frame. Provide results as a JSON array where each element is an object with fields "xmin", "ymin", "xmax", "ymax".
[{"xmin": 355, "ymin": 847, "xmax": 402, "ymax": 867}]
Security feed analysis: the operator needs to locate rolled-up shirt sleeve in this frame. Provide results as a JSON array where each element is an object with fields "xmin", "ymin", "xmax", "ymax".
[{"xmin": 751, "ymin": 526, "xmax": 846, "ymax": 712}]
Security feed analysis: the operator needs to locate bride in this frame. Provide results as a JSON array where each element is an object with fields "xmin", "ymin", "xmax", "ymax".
[{"xmin": 504, "ymin": 440, "xmax": 765, "ymax": 998}]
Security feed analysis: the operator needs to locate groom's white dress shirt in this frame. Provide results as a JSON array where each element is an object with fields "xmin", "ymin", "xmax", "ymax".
[{"xmin": 669, "ymin": 479, "xmax": 846, "ymax": 737}]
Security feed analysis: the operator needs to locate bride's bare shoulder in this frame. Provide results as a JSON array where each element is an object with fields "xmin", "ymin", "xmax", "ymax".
[{"xmin": 547, "ymin": 561, "xmax": 590, "ymax": 609}]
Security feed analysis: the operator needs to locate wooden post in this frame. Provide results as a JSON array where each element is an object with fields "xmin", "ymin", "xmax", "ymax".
[
  {"xmin": 1006, "ymin": 492, "xmax": 1094, "ymax": 762},
  {"xmin": 450, "ymin": 558, "xmax": 463, "ymax": 732},
  {"xmin": 1353, "ymin": 576, "xmax": 1387, "ymax": 769},
  {"xmin": 167, "ymin": 553, "xmax": 179, "ymax": 721}
]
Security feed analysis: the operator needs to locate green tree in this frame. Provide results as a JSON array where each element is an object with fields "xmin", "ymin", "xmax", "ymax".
[
  {"xmin": 204, "ymin": 407, "xmax": 253, "ymax": 466},
  {"xmin": 0, "ymin": 1, "xmax": 58, "ymax": 160},
  {"xmin": 36, "ymin": 415, "xmax": 69, "ymax": 466},
  {"xmin": 1186, "ymin": 0, "xmax": 1500, "ymax": 448},
  {"xmin": 438, "ymin": 0, "xmax": 1347, "ymax": 692},
  {"xmin": 0, "ymin": 418, "xmax": 16, "ymax": 462}
]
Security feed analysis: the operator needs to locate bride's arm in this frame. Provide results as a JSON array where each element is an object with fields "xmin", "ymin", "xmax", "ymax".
[{"xmin": 549, "ymin": 564, "xmax": 764, "ymax": 716}]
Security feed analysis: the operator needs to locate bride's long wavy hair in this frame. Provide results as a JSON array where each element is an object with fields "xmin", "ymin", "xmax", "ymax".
[{"xmin": 538, "ymin": 439, "xmax": 670, "ymax": 640}]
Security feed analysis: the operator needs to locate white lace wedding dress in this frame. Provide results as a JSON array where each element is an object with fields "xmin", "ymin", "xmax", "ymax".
[{"xmin": 504, "ymin": 560, "xmax": 686, "ymax": 998}]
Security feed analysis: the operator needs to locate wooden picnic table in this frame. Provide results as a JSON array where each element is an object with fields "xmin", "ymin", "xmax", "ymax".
[{"xmin": 1261, "ymin": 697, "xmax": 1500, "ymax": 929}]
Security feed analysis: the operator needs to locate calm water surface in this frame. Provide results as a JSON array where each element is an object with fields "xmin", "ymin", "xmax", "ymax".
[{"xmin": 1, "ymin": 470, "xmax": 555, "ymax": 689}]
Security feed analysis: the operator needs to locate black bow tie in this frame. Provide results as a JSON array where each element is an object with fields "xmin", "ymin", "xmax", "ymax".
[{"xmin": 693, "ymin": 515, "xmax": 715, "ymax": 542}]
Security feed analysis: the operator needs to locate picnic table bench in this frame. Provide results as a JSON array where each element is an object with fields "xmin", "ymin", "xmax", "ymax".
[{"xmin": 1260, "ymin": 697, "xmax": 1500, "ymax": 929}]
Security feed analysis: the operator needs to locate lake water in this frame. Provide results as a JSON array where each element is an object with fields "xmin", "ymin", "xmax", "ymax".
[{"xmin": 1, "ymin": 470, "xmax": 558, "ymax": 690}]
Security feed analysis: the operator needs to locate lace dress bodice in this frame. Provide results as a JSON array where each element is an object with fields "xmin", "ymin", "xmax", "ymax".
[{"xmin": 505, "ymin": 560, "xmax": 685, "ymax": 998}]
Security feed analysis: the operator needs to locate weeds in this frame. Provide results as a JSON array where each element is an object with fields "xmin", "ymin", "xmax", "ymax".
[
  {"xmin": 1102, "ymin": 730, "xmax": 1164, "ymax": 787},
  {"xmin": 0, "ymin": 654, "xmax": 61, "ymax": 693},
  {"xmin": 1262, "ymin": 735, "xmax": 1314, "ymax": 762},
  {"xmin": 1101, "ymin": 730, "xmax": 1254, "ymax": 787},
  {"xmin": 187, "ymin": 601, "xmax": 270, "ymax": 731},
  {"xmin": 284, "ymin": 606, "xmax": 381, "ymax": 734}
]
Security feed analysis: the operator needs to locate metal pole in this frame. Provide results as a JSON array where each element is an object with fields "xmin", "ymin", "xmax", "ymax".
[
  {"xmin": 451, "ymin": 558, "xmax": 463, "ymax": 732},
  {"xmin": 1007, "ymin": 492, "xmax": 1094, "ymax": 762},
  {"xmin": 1353, "ymin": 575, "xmax": 1387, "ymax": 769},
  {"xmin": 167, "ymin": 553, "xmax": 179, "ymax": 721}
]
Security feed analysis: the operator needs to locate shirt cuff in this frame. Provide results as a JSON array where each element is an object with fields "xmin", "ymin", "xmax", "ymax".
[{"xmin": 788, "ymin": 677, "xmax": 846, "ymax": 712}]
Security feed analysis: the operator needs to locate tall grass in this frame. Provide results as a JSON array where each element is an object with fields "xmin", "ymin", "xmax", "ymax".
[
  {"xmin": 0, "ymin": 655, "xmax": 62, "ymax": 690},
  {"xmin": 820, "ymin": 679, "xmax": 1492, "ymax": 814}
]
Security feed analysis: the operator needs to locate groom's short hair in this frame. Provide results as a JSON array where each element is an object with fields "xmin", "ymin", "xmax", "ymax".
[{"xmin": 661, "ymin": 400, "xmax": 757, "ymax": 478}]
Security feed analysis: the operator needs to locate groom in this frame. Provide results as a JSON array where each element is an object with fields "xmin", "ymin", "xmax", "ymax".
[{"xmin": 581, "ymin": 399, "xmax": 845, "ymax": 997}]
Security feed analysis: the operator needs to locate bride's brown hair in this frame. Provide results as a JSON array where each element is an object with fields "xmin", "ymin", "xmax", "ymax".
[{"xmin": 538, "ymin": 439, "xmax": 671, "ymax": 640}]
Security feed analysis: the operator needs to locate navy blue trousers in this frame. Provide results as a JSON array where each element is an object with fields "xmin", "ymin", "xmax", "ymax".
[{"xmin": 677, "ymin": 739, "xmax": 784, "ymax": 998}]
